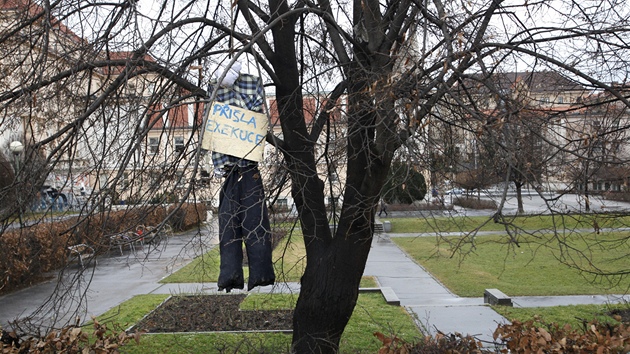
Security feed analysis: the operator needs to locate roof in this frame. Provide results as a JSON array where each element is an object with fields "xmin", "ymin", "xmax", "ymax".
[
  {"xmin": 147, "ymin": 101, "xmax": 204, "ymax": 129},
  {"xmin": 457, "ymin": 71, "xmax": 585, "ymax": 95},
  {"xmin": 101, "ymin": 51, "xmax": 159, "ymax": 75},
  {"xmin": 1, "ymin": 0, "xmax": 85, "ymax": 44},
  {"xmin": 1, "ymin": 0, "xmax": 32, "ymax": 10},
  {"xmin": 1, "ymin": 0, "xmax": 159, "ymax": 65},
  {"xmin": 106, "ymin": 51, "xmax": 157, "ymax": 63},
  {"xmin": 266, "ymin": 95, "xmax": 344, "ymax": 127}
]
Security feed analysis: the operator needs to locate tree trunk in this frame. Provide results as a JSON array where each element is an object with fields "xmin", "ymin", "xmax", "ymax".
[
  {"xmin": 516, "ymin": 182, "xmax": 524, "ymax": 214},
  {"xmin": 286, "ymin": 75, "xmax": 394, "ymax": 352},
  {"xmin": 264, "ymin": 4, "xmax": 397, "ymax": 350},
  {"xmin": 291, "ymin": 159, "xmax": 388, "ymax": 352},
  {"xmin": 291, "ymin": 222, "xmax": 374, "ymax": 353},
  {"xmin": 584, "ymin": 168, "xmax": 591, "ymax": 212}
]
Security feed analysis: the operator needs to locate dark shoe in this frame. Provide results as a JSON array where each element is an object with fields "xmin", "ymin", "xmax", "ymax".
[
  {"xmin": 247, "ymin": 277, "xmax": 275, "ymax": 291},
  {"xmin": 218, "ymin": 278, "xmax": 244, "ymax": 293}
]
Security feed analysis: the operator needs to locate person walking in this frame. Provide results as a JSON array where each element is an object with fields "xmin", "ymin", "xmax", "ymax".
[{"xmin": 378, "ymin": 199, "xmax": 388, "ymax": 217}]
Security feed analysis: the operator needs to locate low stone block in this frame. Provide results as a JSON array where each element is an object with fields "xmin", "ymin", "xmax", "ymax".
[
  {"xmin": 484, "ymin": 288, "xmax": 512, "ymax": 306},
  {"xmin": 381, "ymin": 286, "xmax": 400, "ymax": 305}
]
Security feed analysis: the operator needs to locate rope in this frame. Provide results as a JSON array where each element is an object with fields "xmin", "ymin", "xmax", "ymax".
[
  {"xmin": 199, "ymin": 3, "xmax": 279, "ymax": 166},
  {"xmin": 229, "ymin": 1, "xmax": 238, "ymax": 59},
  {"xmin": 226, "ymin": 0, "xmax": 278, "ymax": 160}
]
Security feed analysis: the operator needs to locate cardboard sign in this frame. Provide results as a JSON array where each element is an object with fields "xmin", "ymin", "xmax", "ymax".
[{"xmin": 202, "ymin": 102, "xmax": 268, "ymax": 162}]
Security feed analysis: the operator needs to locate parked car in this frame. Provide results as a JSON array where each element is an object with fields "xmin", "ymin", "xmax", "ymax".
[{"xmin": 445, "ymin": 188, "xmax": 464, "ymax": 195}]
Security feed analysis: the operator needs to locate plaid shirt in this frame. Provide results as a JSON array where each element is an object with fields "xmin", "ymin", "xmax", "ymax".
[{"xmin": 208, "ymin": 73, "xmax": 265, "ymax": 174}]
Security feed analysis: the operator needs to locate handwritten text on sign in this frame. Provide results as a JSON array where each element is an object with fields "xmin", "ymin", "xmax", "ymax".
[{"xmin": 202, "ymin": 103, "xmax": 268, "ymax": 162}]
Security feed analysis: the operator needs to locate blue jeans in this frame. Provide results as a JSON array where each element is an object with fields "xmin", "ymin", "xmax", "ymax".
[{"xmin": 218, "ymin": 165, "xmax": 275, "ymax": 292}]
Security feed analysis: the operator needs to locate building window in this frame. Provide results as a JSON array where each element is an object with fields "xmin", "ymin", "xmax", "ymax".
[
  {"xmin": 557, "ymin": 96, "xmax": 564, "ymax": 104},
  {"xmin": 198, "ymin": 169, "xmax": 211, "ymax": 186},
  {"xmin": 175, "ymin": 136, "xmax": 185, "ymax": 153},
  {"xmin": 149, "ymin": 137, "xmax": 159, "ymax": 154},
  {"xmin": 188, "ymin": 104, "xmax": 195, "ymax": 127},
  {"xmin": 126, "ymin": 83, "xmax": 137, "ymax": 97},
  {"xmin": 122, "ymin": 172, "xmax": 130, "ymax": 189},
  {"xmin": 277, "ymin": 198, "xmax": 288, "ymax": 211},
  {"xmin": 147, "ymin": 82, "xmax": 155, "ymax": 96},
  {"xmin": 328, "ymin": 163, "xmax": 338, "ymax": 182},
  {"xmin": 175, "ymin": 171, "xmax": 187, "ymax": 191}
]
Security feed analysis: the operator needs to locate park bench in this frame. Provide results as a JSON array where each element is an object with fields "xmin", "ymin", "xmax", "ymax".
[
  {"xmin": 136, "ymin": 224, "xmax": 173, "ymax": 246},
  {"xmin": 68, "ymin": 244, "xmax": 96, "ymax": 268},
  {"xmin": 108, "ymin": 225, "xmax": 173, "ymax": 255},
  {"xmin": 109, "ymin": 232, "xmax": 141, "ymax": 255}
]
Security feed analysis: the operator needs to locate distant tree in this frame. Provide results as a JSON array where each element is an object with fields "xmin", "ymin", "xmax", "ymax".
[
  {"xmin": 454, "ymin": 168, "xmax": 501, "ymax": 197},
  {"xmin": 442, "ymin": 72, "xmax": 562, "ymax": 213},
  {"xmin": 0, "ymin": 152, "xmax": 15, "ymax": 214},
  {"xmin": 564, "ymin": 92, "xmax": 630, "ymax": 211},
  {"xmin": 482, "ymin": 107, "xmax": 548, "ymax": 214},
  {"xmin": 383, "ymin": 161, "xmax": 427, "ymax": 204},
  {"xmin": 0, "ymin": 142, "xmax": 47, "ymax": 218}
]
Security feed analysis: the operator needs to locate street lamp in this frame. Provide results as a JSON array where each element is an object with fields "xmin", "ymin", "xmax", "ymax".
[
  {"xmin": 9, "ymin": 140, "xmax": 23, "ymax": 160},
  {"xmin": 9, "ymin": 141, "xmax": 24, "ymax": 224},
  {"xmin": 9, "ymin": 141, "xmax": 23, "ymax": 176}
]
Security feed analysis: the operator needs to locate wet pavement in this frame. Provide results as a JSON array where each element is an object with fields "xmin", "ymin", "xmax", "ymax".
[
  {"xmin": 364, "ymin": 234, "xmax": 505, "ymax": 344},
  {"xmin": 0, "ymin": 219, "xmax": 628, "ymax": 347},
  {"xmin": 365, "ymin": 232, "xmax": 630, "ymax": 345},
  {"xmin": 0, "ymin": 225, "xmax": 216, "ymax": 332}
]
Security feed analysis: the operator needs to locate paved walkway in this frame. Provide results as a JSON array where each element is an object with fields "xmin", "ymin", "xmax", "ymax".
[
  {"xmin": 0, "ymin": 227, "xmax": 217, "ymax": 331},
  {"xmin": 1, "ymin": 224, "xmax": 628, "ymax": 347},
  {"xmin": 364, "ymin": 233, "xmax": 629, "ymax": 345},
  {"xmin": 365, "ymin": 234, "xmax": 505, "ymax": 344}
]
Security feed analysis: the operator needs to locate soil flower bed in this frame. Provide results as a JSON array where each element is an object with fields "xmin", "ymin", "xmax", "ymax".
[{"xmin": 133, "ymin": 294, "xmax": 293, "ymax": 333}]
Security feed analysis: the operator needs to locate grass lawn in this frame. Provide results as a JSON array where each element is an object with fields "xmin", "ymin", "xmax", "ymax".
[
  {"xmin": 161, "ymin": 233, "xmax": 307, "ymax": 283},
  {"xmin": 151, "ymin": 214, "xmax": 629, "ymax": 350},
  {"xmin": 94, "ymin": 292, "xmax": 421, "ymax": 353},
  {"xmin": 392, "ymin": 233, "xmax": 630, "ymax": 297},
  {"xmin": 103, "ymin": 229, "xmax": 417, "ymax": 353},
  {"xmin": 383, "ymin": 214, "xmax": 630, "ymax": 234},
  {"xmin": 492, "ymin": 303, "xmax": 627, "ymax": 329}
]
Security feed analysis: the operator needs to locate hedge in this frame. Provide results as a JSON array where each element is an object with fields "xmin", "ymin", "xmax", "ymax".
[{"xmin": 0, "ymin": 203, "xmax": 207, "ymax": 295}]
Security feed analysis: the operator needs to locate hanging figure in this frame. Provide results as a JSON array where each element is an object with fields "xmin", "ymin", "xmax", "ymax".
[{"xmin": 205, "ymin": 60, "xmax": 275, "ymax": 292}]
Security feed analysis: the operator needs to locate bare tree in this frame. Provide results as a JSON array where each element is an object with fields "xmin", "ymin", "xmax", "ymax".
[
  {"xmin": 0, "ymin": 151, "xmax": 16, "ymax": 215},
  {"xmin": 482, "ymin": 102, "xmax": 549, "ymax": 214},
  {"xmin": 1, "ymin": 0, "xmax": 630, "ymax": 352}
]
